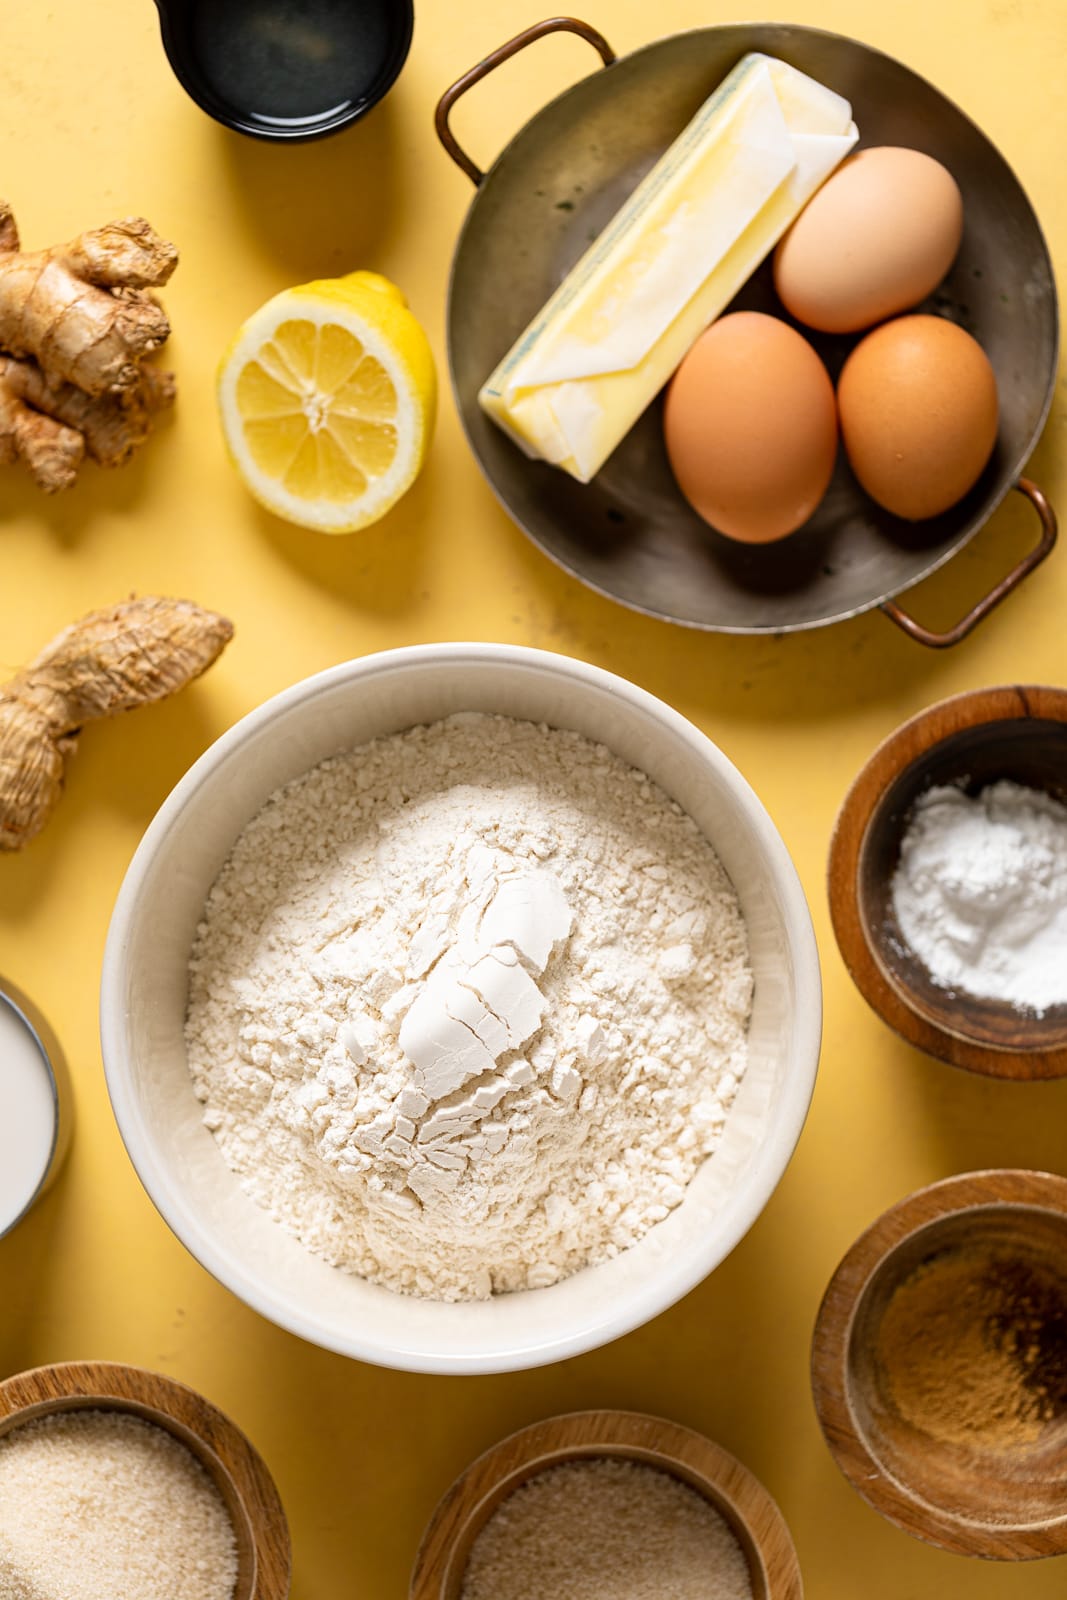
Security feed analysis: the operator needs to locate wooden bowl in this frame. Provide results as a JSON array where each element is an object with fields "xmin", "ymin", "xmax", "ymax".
[
  {"xmin": 812, "ymin": 1169, "xmax": 1067, "ymax": 1558},
  {"xmin": 828, "ymin": 685, "xmax": 1067, "ymax": 1077},
  {"xmin": 409, "ymin": 1409, "xmax": 802, "ymax": 1598},
  {"xmin": 0, "ymin": 1361, "xmax": 290, "ymax": 1598}
]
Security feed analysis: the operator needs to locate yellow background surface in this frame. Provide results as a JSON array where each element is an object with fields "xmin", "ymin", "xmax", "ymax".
[{"xmin": 1, "ymin": 0, "xmax": 1066, "ymax": 1594}]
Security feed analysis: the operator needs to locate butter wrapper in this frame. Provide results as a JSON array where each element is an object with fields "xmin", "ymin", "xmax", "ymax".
[{"xmin": 479, "ymin": 53, "xmax": 858, "ymax": 482}]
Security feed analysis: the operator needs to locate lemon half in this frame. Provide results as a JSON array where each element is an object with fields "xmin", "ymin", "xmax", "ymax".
[{"xmin": 218, "ymin": 271, "xmax": 436, "ymax": 533}]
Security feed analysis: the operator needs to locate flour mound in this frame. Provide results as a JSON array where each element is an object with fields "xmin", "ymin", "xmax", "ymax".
[{"xmin": 186, "ymin": 714, "xmax": 752, "ymax": 1302}]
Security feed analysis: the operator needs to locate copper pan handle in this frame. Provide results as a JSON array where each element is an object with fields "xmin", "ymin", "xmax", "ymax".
[
  {"xmin": 435, "ymin": 17, "xmax": 616, "ymax": 186},
  {"xmin": 880, "ymin": 478, "xmax": 1057, "ymax": 648}
]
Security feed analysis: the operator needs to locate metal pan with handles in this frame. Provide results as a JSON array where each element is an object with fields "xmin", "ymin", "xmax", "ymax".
[{"xmin": 436, "ymin": 18, "xmax": 1058, "ymax": 645}]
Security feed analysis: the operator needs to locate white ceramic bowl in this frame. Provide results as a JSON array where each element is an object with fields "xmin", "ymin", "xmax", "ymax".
[{"xmin": 101, "ymin": 644, "xmax": 820, "ymax": 1373}]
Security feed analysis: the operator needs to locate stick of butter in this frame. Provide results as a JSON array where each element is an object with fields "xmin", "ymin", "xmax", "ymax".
[{"xmin": 479, "ymin": 53, "xmax": 858, "ymax": 483}]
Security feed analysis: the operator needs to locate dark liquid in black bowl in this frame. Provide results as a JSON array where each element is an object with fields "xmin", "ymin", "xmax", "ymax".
[{"xmin": 191, "ymin": 0, "xmax": 392, "ymax": 126}]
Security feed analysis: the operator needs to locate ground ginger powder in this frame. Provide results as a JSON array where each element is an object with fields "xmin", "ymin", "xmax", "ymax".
[{"xmin": 875, "ymin": 1249, "xmax": 1067, "ymax": 1452}]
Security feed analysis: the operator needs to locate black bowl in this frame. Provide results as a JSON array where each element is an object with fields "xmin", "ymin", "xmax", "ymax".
[{"xmin": 154, "ymin": 0, "xmax": 413, "ymax": 141}]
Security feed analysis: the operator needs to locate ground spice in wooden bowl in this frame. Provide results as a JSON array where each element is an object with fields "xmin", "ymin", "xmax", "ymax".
[
  {"xmin": 812, "ymin": 1170, "xmax": 1067, "ymax": 1558},
  {"xmin": 875, "ymin": 1250, "xmax": 1067, "ymax": 1454}
]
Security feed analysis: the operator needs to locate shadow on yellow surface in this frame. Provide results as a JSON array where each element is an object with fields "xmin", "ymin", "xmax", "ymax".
[
  {"xmin": 216, "ymin": 100, "xmax": 400, "ymax": 280},
  {"xmin": 489, "ymin": 420, "xmax": 1060, "ymax": 729},
  {"xmin": 0, "ymin": 1180, "xmax": 70, "ymax": 1377},
  {"xmin": 0, "ymin": 405, "xmax": 178, "ymax": 550},
  {"xmin": 895, "ymin": 1043, "xmax": 1067, "ymax": 1180},
  {"xmin": 0, "ymin": 688, "xmax": 230, "ymax": 921},
  {"xmin": 249, "ymin": 462, "xmax": 433, "ymax": 620}
]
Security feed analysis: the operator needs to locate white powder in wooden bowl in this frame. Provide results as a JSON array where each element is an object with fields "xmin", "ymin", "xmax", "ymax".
[
  {"xmin": 460, "ymin": 1458, "xmax": 754, "ymax": 1600},
  {"xmin": 0, "ymin": 1410, "xmax": 238, "ymax": 1600},
  {"xmin": 890, "ymin": 780, "xmax": 1067, "ymax": 1014}
]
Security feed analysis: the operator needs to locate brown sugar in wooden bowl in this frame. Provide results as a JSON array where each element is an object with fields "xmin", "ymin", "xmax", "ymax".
[
  {"xmin": 811, "ymin": 1169, "xmax": 1067, "ymax": 1558},
  {"xmin": 0, "ymin": 1361, "xmax": 290, "ymax": 1599},
  {"xmin": 827, "ymin": 685, "xmax": 1067, "ymax": 1077},
  {"xmin": 409, "ymin": 1409, "xmax": 802, "ymax": 1600}
]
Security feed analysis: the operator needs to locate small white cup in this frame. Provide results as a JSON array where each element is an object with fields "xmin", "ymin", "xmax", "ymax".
[{"xmin": 0, "ymin": 985, "xmax": 72, "ymax": 1238}]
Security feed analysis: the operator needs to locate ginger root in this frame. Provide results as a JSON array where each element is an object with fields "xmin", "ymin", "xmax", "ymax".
[
  {"xmin": 0, "ymin": 203, "xmax": 178, "ymax": 491},
  {"xmin": 0, "ymin": 597, "xmax": 233, "ymax": 851}
]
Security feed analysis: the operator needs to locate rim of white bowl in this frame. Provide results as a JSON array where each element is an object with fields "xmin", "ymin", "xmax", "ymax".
[{"xmin": 101, "ymin": 643, "xmax": 821, "ymax": 1373}]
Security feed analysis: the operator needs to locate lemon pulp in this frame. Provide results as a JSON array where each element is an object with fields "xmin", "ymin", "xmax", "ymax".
[{"xmin": 218, "ymin": 273, "xmax": 436, "ymax": 533}]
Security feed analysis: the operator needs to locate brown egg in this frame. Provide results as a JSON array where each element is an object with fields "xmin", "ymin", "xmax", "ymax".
[
  {"xmin": 773, "ymin": 148, "xmax": 964, "ymax": 334},
  {"xmin": 663, "ymin": 312, "xmax": 837, "ymax": 543},
  {"xmin": 838, "ymin": 315, "xmax": 998, "ymax": 520}
]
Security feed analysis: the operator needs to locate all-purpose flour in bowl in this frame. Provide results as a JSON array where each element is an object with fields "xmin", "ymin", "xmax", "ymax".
[{"xmin": 185, "ymin": 713, "xmax": 752, "ymax": 1302}]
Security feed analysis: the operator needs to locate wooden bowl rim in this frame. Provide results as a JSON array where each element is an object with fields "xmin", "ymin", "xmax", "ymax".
[
  {"xmin": 0, "ymin": 1360, "xmax": 290, "ymax": 1599},
  {"xmin": 811, "ymin": 1168, "xmax": 1067, "ymax": 1559},
  {"xmin": 827, "ymin": 684, "xmax": 1067, "ymax": 1078},
  {"xmin": 409, "ymin": 1408, "xmax": 802, "ymax": 1599}
]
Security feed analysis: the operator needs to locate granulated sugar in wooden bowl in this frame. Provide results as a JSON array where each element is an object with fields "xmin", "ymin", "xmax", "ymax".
[
  {"xmin": 0, "ymin": 1361, "xmax": 290, "ymax": 1600},
  {"xmin": 409, "ymin": 1410, "xmax": 802, "ymax": 1599},
  {"xmin": 812, "ymin": 1169, "xmax": 1067, "ymax": 1558}
]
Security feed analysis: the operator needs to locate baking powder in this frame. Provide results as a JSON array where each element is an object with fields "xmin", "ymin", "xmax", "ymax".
[
  {"xmin": 186, "ymin": 713, "xmax": 752, "ymax": 1301},
  {"xmin": 890, "ymin": 780, "xmax": 1067, "ymax": 1014}
]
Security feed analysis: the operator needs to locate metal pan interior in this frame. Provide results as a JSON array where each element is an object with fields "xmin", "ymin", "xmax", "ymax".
[{"xmin": 447, "ymin": 23, "xmax": 1058, "ymax": 632}]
